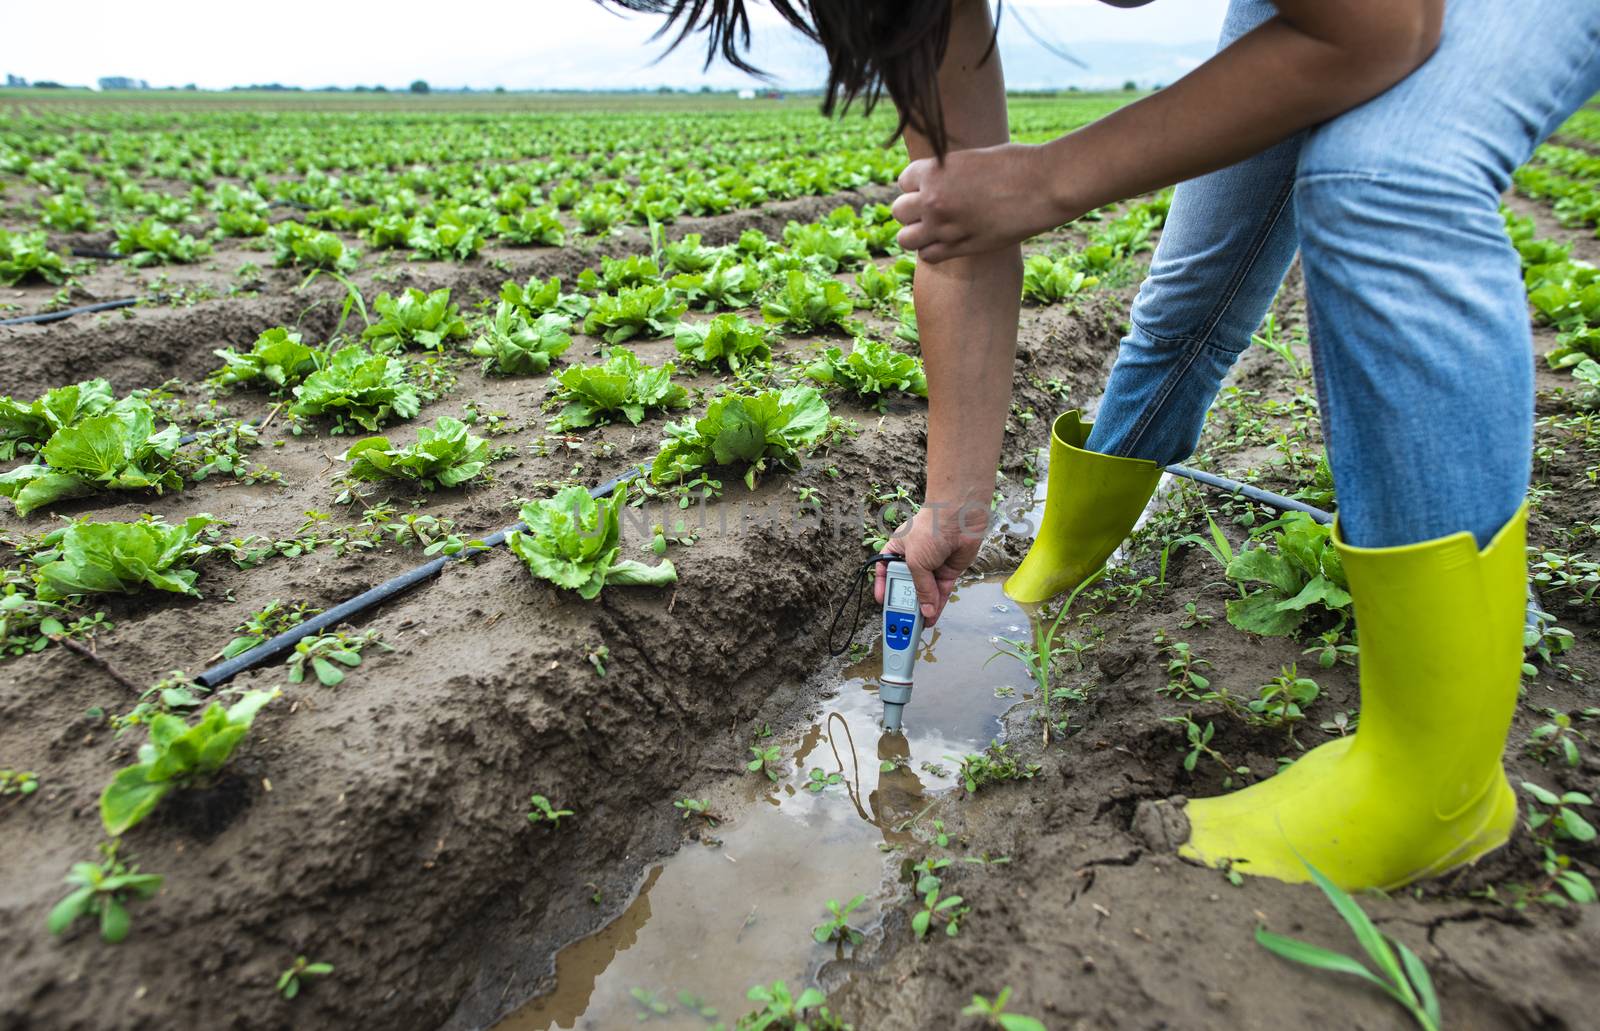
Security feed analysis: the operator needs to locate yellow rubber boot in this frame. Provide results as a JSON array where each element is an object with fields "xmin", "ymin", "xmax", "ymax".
[
  {"xmin": 1178, "ymin": 503, "xmax": 1528, "ymax": 890},
  {"xmin": 1004, "ymin": 411, "xmax": 1163, "ymax": 604}
]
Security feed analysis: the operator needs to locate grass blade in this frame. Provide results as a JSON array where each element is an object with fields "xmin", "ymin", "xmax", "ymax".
[
  {"xmin": 1254, "ymin": 927, "xmax": 1389, "ymax": 990},
  {"xmin": 1395, "ymin": 940, "xmax": 1442, "ymax": 1031}
]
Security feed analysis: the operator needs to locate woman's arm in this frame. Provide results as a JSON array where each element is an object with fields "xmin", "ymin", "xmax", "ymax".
[
  {"xmin": 894, "ymin": 0, "xmax": 1444, "ymax": 261},
  {"xmin": 874, "ymin": 0, "xmax": 1020, "ymax": 625}
]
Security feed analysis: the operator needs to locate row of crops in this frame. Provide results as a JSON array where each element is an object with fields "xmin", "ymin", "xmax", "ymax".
[
  {"xmin": 0, "ymin": 95, "xmax": 1129, "ymax": 290},
  {"xmin": 1512, "ymin": 108, "xmax": 1600, "ymax": 399},
  {"xmin": 1, "ymin": 149, "xmax": 1169, "ymax": 987}
]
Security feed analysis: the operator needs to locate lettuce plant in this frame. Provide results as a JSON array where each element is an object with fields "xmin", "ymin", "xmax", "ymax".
[
  {"xmin": 290, "ymin": 344, "xmax": 421, "ymax": 432},
  {"xmin": 1225, "ymin": 514, "xmax": 1353, "ymax": 637},
  {"xmin": 0, "ymin": 400, "xmax": 183, "ymax": 517},
  {"xmin": 470, "ymin": 303, "xmax": 572, "ymax": 375},
  {"xmin": 407, "ymin": 213, "xmax": 485, "ymax": 261},
  {"xmin": 661, "ymin": 232, "xmax": 725, "ymax": 274},
  {"xmin": 550, "ymin": 347, "xmax": 689, "ymax": 430},
  {"xmin": 1022, "ymin": 254, "xmax": 1097, "ymax": 303},
  {"xmin": 674, "ymin": 314, "xmax": 772, "ymax": 373},
  {"xmin": 670, "ymin": 260, "xmax": 767, "ymax": 311},
  {"xmin": 761, "ymin": 270, "xmax": 853, "ymax": 334},
  {"xmin": 853, "ymin": 258, "xmax": 913, "ymax": 312},
  {"xmin": 804, "ymin": 337, "xmax": 927, "ymax": 405},
  {"xmin": 111, "ymin": 218, "xmax": 211, "ymax": 267},
  {"xmin": 507, "ymin": 485, "xmax": 677, "ymax": 600},
  {"xmin": 207, "ymin": 328, "xmax": 323, "ymax": 392},
  {"xmin": 341, "ymin": 416, "xmax": 491, "ymax": 489},
  {"xmin": 782, "ymin": 220, "xmax": 869, "ymax": 273},
  {"xmin": 499, "ymin": 274, "xmax": 590, "ymax": 320},
  {"xmin": 651, "ymin": 385, "xmax": 831, "ymax": 490},
  {"xmin": 577, "ymin": 254, "xmax": 661, "ymax": 292},
  {"xmin": 32, "ymin": 514, "xmax": 222, "ymax": 601},
  {"xmin": 270, "ymin": 221, "xmax": 358, "ymax": 271},
  {"xmin": 39, "ymin": 189, "xmax": 99, "ymax": 232},
  {"xmin": 0, "ymin": 228, "xmax": 70, "ymax": 285},
  {"xmin": 100, "ymin": 689, "xmax": 279, "ymax": 836},
  {"xmin": 0, "ymin": 378, "xmax": 116, "ymax": 460},
  {"xmin": 361, "ymin": 287, "xmax": 468, "ymax": 352},
  {"xmin": 493, "ymin": 205, "xmax": 565, "ymax": 246},
  {"xmin": 217, "ymin": 207, "xmax": 269, "ymax": 237},
  {"xmin": 583, "ymin": 285, "xmax": 687, "ymax": 344}
]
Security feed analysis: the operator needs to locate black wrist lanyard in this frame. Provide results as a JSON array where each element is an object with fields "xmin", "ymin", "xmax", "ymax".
[{"xmin": 825, "ymin": 552, "xmax": 898, "ymax": 658}]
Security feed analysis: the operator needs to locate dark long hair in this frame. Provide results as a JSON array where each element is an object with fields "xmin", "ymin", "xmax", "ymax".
[{"xmin": 598, "ymin": 1, "xmax": 993, "ymax": 155}]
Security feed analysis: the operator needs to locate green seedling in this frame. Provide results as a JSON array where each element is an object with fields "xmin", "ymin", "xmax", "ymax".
[
  {"xmin": 277, "ymin": 956, "xmax": 334, "ymax": 999},
  {"xmin": 812, "ymin": 894, "xmax": 867, "ymax": 946},
  {"xmin": 47, "ymin": 841, "xmax": 163, "ymax": 944},
  {"xmin": 1, "ymin": 769, "xmax": 39, "ymax": 797},
  {"xmin": 1524, "ymin": 710, "xmax": 1592, "ymax": 768},
  {"xmin": 630, "ymin": 987, "xmax": 672, "ymax": 1020},
  {"xmin": 673, "ymin": 798, "xmax": 718, "ymax": 826},
  {"xmin": 961, "ymin": 987, "xmax": 1047, "ymax": 1031},
  {"xmin": 913, "ymin": 883, "xmax": 967, "ymax": 940},
  {"xmin": 1256, "ymin": 860, "xmax": 1440, "ymax": 1031},
  {"xmin": 737, "ymin": 980, "xmax": 850, "ymax": 1030},
  {"xmin": 1163, "ymin": 715, "xmax": 1250, "ymax": 786},
  {"xmin": 948, "ymin": 743, "xmax": 1039, "ymax": 795},
  {"xmin": 527, "ymin": 794, "xmax": 575, "ymax": 829},
  {"xmin": 990, "ymin": 569, "xmax": 1103, "ymax": 743},
  {"xmin": 587, "ymin": 645, "xmax": 610, "ymax": 677},
  {"xmin": 747, "ymin": 744, "xmax": 782, "ymax": 782},
  {"xmin": 1251, "ymin": 312, "xmax": 1307, "ymax": 378},
  {"xmin": 1154, "ymin": 632, "xmax": 1211, "ymax": 699},
  {"xmin": 677, "ymin": 991, "xmax": 718, "ymax": 1021},
  {"xmin": 1249, "ymin": 665, "xmax": 1321, "ymax": 746},
  {"xmin": 1522, "ymin": 781, "xmax": 1596, "ymax": 844},
  {"xmin": 287, "ymin": 628, "xmax": 388, "ymax": 687},
  {"xmin": 805, "ymin": 768, "xmax": 843, "ymax": 793},
  {"xmin": 1303, "ymin": 629, "xmax": 1359, "ymax": 669}
]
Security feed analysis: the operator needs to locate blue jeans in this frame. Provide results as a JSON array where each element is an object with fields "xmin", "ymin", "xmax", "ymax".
[{"xmin": 1085, "ymin": 0, "xmax": 1600, "ymax": 548}]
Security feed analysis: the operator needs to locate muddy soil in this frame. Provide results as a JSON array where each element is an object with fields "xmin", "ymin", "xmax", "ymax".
[
  {"xmin": 824, "ymin": 205, "xmax": 1600, "ymax": 1030},
  {"xmin": 0, "ymin": 187, "xmax": 1124, "ymax": 1031}
]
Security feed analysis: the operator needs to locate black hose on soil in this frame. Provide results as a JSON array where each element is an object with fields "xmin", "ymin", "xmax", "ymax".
[
  {"xmin": 0, "ymin": 297, "xmax": 141, "ymax": 326},
  {"xmin": 193, "ymin": 465, "xmax": 647, "ymax": 689},
  {"xmin": 1162, "ymin": 464, "xmax": 1333, "ymax": 524}
]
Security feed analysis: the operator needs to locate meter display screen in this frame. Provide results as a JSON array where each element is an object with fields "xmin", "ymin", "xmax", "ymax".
[{"xmin": 887, "ymin": 579, "xmax": 919, "ymax": 611}]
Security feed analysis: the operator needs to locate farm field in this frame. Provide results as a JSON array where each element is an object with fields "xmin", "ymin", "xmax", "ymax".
[{"xmin": 1, "ymin": 88, "xmax": 1598, "ymax": 1031}]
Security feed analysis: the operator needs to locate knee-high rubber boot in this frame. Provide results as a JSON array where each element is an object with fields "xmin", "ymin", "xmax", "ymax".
[
  {"xmin": 1176, "ymin": 503, "xmax": 1528, "ymax": 890},
  {"xmin": 1004, "ymin": 411, "xmax": 1163, "ymax": 604}
]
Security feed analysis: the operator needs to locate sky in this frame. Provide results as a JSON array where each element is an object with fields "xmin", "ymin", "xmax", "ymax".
[{"xmin": 4, "ymin": 0, "xmax": 1228, "ymax": 92}]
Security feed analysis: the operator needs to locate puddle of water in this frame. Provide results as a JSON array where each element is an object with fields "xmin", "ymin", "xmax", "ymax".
[{"xmin": 494, "ymin": 573, "xmax": 1037, "ymax": 1031}]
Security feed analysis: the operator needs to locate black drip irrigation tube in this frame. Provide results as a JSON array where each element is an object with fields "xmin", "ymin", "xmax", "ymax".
[
  {"xmin": 192, "ymin": 465, "xmax": 647, "ymax": 689},
  {"xmin": 0, "ymin": 297, "xmax": 142, "ymax": 327},
  {"xmin": 1162, "ymin": 464, "xmax": 1332, "ymax": 524}
]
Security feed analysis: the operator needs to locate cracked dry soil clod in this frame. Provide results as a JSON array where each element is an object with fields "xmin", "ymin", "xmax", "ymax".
[{"xmin": 1132, "ymin": 795, "xmax": 1191, "ymax": 853}]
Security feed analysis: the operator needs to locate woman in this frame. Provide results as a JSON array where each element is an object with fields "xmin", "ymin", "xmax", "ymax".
[{"xmin": 609, "ymin": 0, "xmax": 1600, "ymax": 890}]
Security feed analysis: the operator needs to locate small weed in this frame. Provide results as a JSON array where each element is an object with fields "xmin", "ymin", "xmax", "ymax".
[
  {"xmin": 287, "ymin": 627, "xmax": 389, "ymax": 687},
  {"xmin": 674, "ymin": 798, "xmax": 718, "ymax": 825},
  {"xmin": 747, "ymin": 744, "xmax": 782, "ymax": 782},
  {"xmin": 1525, "ymin": 709, "xmax": 1593, "ymax": 767},
  {"xmin": 1154, "ymin": 631, "xmax": 1211, "ymax": 700},
  {"xmin": 962, "ymin": 986, "xmax": 1047, "ymax": 1031},
  {"xmin": 812, "ymin": 893, "xmax": 868, "ymax": 946},
  {"xmin": 913, "ymin": 883, "xmax": 968, "ymax": 940},
  {"xmin": 806, "ymin": 767, "xmax": 844, "ymax": 793},
  {"xmin": 0, "ymin": 769, "xmax": 39, "ymax": 797},
  {"xmin": 1256, "ymin": 860, "xmax": 1440, "ymax": 1031},
  {"xmin": 948, "ymin": 743, "xmax": 1040, "ymax": 795},
  {"xmin": 277, "ymin": 956, "xmax": 334, "ymax": 999},
  {"xmin": 47, "ymin": 841, "xmax": 163, "ymax": 944},
  {"xmin": 737, "ymin": 981, "xmax": 850, "ymax": 1030},
  {"xmin": 527, "ymin": 794, "xmax": 574, "ymax": 829}
]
